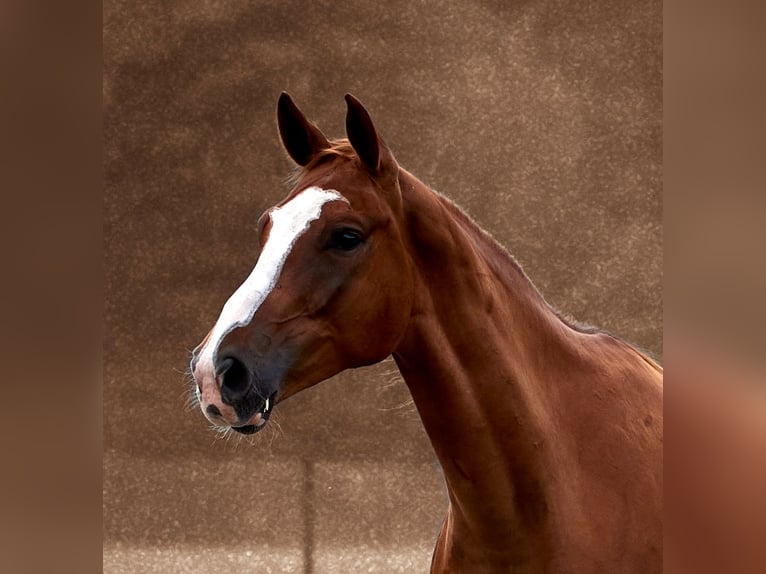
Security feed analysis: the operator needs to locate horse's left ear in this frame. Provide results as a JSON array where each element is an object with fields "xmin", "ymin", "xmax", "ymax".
[{"xmin": 345, "ymin": 94, "xmax": 388, "ymax": 173}]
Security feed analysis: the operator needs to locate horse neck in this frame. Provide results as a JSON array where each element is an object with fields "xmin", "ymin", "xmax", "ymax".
[{"xmin": 392, "ymin": 170, "xmax": 589, "ymax": 559}]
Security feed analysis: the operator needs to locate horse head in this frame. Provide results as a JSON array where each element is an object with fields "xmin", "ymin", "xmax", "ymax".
[{"xmin": 191, "ymin": 94, "xmax": 414, "ymax": 434}]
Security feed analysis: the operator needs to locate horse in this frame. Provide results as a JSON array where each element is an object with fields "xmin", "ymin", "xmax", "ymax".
[{"xmin": 190, "ymin": 93, "xmax": 663, "ymax": 573}]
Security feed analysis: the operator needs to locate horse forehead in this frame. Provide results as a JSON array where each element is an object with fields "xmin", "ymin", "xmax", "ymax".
[
  {"xmin": 261, "ymin": 187, "xmax": 345, "ymax": 257},
  {"xmin": 292, "ymin": 160, "xmax": 379, "ymax": 207},
  {"xmin": 297, "ymin": 181, "xmax": 385, "ymax": 217},
  {"xmin": 272, "ymin": 186, "xmax": 347, "ymax": 226}
]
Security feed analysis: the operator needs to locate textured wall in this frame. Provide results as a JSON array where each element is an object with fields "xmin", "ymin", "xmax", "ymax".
[{"xmin": 104, "ymin": 1, "xmax": 661, "ymax": 571}]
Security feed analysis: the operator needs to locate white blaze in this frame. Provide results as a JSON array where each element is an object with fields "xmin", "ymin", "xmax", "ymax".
[{"xmin": 196, "ymin": 186, "xmax": 346, "ymax": 379}]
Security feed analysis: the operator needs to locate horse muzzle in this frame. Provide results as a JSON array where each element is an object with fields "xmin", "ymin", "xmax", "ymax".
[
  {"xmin": 205, "ymin": 394, "xmax": 275, "ymax": 435},
  {"xmin": 193, "ymin": 353, "xmax": 279, "ymax": 434}
]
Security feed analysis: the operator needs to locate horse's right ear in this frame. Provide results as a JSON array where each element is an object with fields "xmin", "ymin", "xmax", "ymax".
[
  {"xmin": 344, "ymin": 93, "xmax": 384, "ymax": 173},
  {"xmin": 277, "ymin": 92, "xmax": 330, "ymax": 166}
]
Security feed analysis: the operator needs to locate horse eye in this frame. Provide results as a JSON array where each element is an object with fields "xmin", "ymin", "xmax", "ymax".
[{"xmin": 327, "ymin": 228, "xmax": 364, "ymax": 251}]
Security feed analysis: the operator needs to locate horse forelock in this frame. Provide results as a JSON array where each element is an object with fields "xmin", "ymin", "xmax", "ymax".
[{"xmin": 287, "ymin": 139, "xmax": 359, "ymax": 186}]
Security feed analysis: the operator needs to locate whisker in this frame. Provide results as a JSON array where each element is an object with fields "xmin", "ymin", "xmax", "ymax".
[
  {"xmin": 267, "ymin": 414, "xmax": 285, "ymax": 449},
  {"xmin": 179, "ymin": 371, "xmax": 201, "ymax": 412},
  {"xmin": 211, "ymin": 423, "xmax": 233, "ymax": 444},
  {"xmin": 182, "ymin": 392, "xmax": 199, "ymax": 413}
]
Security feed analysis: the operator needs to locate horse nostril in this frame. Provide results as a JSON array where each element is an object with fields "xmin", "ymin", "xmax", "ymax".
[
  {"xmin": 215, "ymin": 356, "xmax": 234, "ymax": 377},
  {"xmin": 217, "ymin": 356, "xmax": 252, "ymax": 402}
]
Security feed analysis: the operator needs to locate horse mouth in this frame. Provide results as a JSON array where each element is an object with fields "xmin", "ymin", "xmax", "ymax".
[
  {"xmin": 231, "ymin": 424, "xmax": 259, "ymax": 435},
  {"xmin": 231, "ymin": 391, "xmax": 277, "ymax": 435}
]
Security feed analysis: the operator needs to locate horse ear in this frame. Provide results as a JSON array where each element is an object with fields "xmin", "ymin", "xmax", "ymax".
[
  {"xmin": 344, "ymin": 93, "xmax": 383, "ymax": 172},
  {"xmin": 277, "ymin": 92, "xmax": 330, "ymax": 166}
]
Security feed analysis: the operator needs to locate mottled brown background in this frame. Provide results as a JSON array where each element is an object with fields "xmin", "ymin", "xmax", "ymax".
[{"xmin": 104, "ymin": 1, "xmax": 661, "ymax": 572}]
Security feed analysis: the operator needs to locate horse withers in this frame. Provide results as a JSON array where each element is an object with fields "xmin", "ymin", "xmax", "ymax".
[{"xmin": 190, "ymin": 93, "xmax": 663, "ymax": 573}]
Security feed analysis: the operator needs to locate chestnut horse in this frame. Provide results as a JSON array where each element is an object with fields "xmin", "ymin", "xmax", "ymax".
[{"xmin": 191, "ymin": 93, "xmax": 663, "ymax": 573}]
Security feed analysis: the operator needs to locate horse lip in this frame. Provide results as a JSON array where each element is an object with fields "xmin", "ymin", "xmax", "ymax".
[
  {"xmin": 231, "ymin": 424, "xmax": 259, "ymax": 435},
  {"xmin": 231, "ymin": 391, "xmax": 278, "ymax": 432},
  {"xmin": 235, "ymin": 410, "xmax": 264, "ymax": 428},
  {"xmin": 231, "ymin": 413, "xmax": 266, "ymax": 434}
]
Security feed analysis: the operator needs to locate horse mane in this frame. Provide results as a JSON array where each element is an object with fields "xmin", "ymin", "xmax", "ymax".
[
  {"xmin": 433, "ymin": 191, "xmax": 599, "ymax": 330},
  {"xmin": 427, "ymin": 180, "xmax": 663, "ymax": 369}
]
